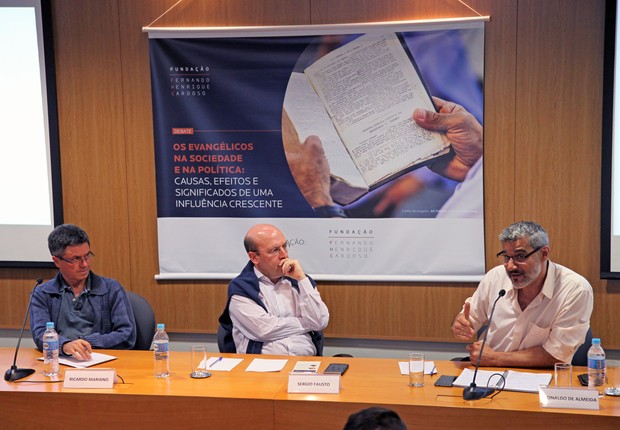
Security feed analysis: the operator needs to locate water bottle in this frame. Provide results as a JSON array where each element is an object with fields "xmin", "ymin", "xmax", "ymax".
[
  {"xmin": 42, "ymin": 322, "xmax": 59, "ymax": 377},
  {"xmin": 587, "ymin": 337, "xmax": 606, "ymax": 390},
  {"xmin": 153, "ymin": 323, "xmax": 170, "ymax": 378}
]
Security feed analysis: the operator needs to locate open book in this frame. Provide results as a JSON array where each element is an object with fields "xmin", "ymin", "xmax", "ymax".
[
  {"xmin": 284, "ymin": 32, "xmax": 449, "ymax": 205},
  {"xmin": 453, "ymin": 367, "xmax": 553, "ymax": 393}
]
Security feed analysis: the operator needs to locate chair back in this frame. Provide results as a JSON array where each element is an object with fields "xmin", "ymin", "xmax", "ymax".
[
  {"xmin": 217, "ymin": 323, "xmax": 236, "ymax": 353},
  {"xmin": 571, "ymin": 327, "xmax": 593, "ymax": 366},
  {"xmin": 126, "ymin": 291, "xmax": 156, "ymax": 350}
]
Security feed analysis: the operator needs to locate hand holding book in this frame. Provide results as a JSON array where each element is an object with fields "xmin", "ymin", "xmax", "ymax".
[
  {"xmin": 413, "ymin": 97, "xmax": 483, "ymax": 182},
  {"xmin": 283, "ymin": 33, "xmax": 483, "ymax": 210}
]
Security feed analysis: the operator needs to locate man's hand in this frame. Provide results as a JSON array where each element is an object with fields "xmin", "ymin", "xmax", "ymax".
[
  {"xmin": 466, "ymin": 341, "xmax": 496, "ymax": 365},
  {"xmin": 466, "ymin": 343, "xmax": 558, "ymax": 368},
  {"xmin": 414, "ymin": 97, "xmax": 483, "ymax": 182},
  {"xmin": 283, "ymin": 110, "xmax": 334, "ymax": 208},
  {"xmin": 62, "ymin": 339, "xmax": 93, "ymax": 361},
  {"xmin": 279, "ymin": 258, "xmax": 305, "ymax": 281},
  {"xmin": 451, "ymin": 302, "xmax": 476, "ymax": 340}
]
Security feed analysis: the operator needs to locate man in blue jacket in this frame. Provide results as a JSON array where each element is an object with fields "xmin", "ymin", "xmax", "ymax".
[
  {"xmin": 218, "ymin": 224, "xmax": 329, "ymax": 355},
  {"xmin": 30, "ymin": 224, "xmax": 136, "ymax": 360}
]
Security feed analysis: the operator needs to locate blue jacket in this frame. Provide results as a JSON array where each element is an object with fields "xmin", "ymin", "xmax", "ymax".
[
  {"xmin": 218, "ymin": 261, "xmax": 324, "ymax": 355},
  {"xmin": 30, "ymin": 272, "xmax": 136, "ymax": 354}
]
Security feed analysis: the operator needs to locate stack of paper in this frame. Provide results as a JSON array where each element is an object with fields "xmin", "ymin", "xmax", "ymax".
[
  {"xmin": 453, "ymin": 368, "xmax": 552, "ymax": 393},
  {"xmin": 39, "ymin": 352, "xmax": 116, "ymax": 368}
]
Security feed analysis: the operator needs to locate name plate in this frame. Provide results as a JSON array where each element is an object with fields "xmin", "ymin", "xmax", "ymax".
[
  {"xmin": 63, "ymin": 368, "xmax": 116, "ymax": 389},
  {"xmin": 288, "ymin": 373, "xmax": 340, "ymax": 394},
  {"xmin": 539, "ymin": 386, "xmax": 600, "ymax": 410}
]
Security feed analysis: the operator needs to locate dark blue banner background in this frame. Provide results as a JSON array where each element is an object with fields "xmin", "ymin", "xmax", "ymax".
[{"xmin": 150, "ymin": 36, "xmax": 317, "ymax": 218}]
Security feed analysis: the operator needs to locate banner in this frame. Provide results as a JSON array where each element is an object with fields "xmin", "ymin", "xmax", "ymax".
[{"xmin": 147, "ymin": 20, "xmax": 487, "ymax": 281}]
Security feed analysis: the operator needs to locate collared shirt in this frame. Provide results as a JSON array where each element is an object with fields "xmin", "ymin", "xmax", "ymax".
[
  {"xmin": 57, "ymin": 275, "xmax": 95, "ymax": 341},
  {"xmin": 466, "ymin": 261, "xmax": 593, "ymax": 363},
  {"xmin": 30, "ymin": 271, "xmax": 136, "ymax": 352},
  {"xmin": 229, "ymin": 267, "xmax": 329, "ymax": 356}
]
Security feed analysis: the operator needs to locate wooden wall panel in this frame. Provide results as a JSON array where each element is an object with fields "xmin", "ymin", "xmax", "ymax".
[
  {"xmin": 116, "ymin": 0, "xmax": 184, "ymax": 328},
  {"xmin": 150, "ymin": 0, "xmax": 311, "ymax": 27},
  {"xmin": 1, "ymin": 0, "xmax": 616, "ymax": 348},
  {"xmin": 50, "ymin": 1, "xmax": 131, "ymax": 284},
  {"xmin": 310, "ymin": 0, "xmax": 475, "ymax": 21},
  {"xmin": 471, "ymin": 0, "xmax": 519, "ymax": 252},
  {"xmin": 0, "ymin": 0, "xmax": 131, "ymax": 327},
  {"xmin": 515, "ymin": 0, "xmax": 613, "ymax": 341}
]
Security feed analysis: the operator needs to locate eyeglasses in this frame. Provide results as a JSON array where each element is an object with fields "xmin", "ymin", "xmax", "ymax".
[
  {"xmin": 496, "ymin": 246, "xmax": 542, "ymax": 264},
  {"xmin": 251, "ymin": 242, "xmax": 288, "ymax": 257},
  {"xmin": 57, "ymin": 251, "xmax": 95, "ymax": 265}
]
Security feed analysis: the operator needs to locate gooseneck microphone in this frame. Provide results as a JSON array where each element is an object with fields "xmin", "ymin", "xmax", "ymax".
[
  {"xmin": 463, "ymin": 288, "xmax": 506, "ymax": 400},
  {"xmin": 4, "ymin": 278, "xmax": 43, "ymax": 382}
]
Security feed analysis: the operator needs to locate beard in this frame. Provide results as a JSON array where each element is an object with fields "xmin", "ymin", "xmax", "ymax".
[{"xmin": 507, "ymin": 264, "xmax": 541, "ymax": 289}]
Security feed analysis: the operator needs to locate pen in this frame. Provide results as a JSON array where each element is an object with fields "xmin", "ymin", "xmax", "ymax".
[
  {"xmin": 208, "ymin": 356, "xmax": 223, "ymax": 369},
  {"xmin": 430, "ymin": 365, "xmax": 437, "ymax": 376},
  {"xmin": 495, "ymin": 370, "xmax": 508, "ymax": 388}
]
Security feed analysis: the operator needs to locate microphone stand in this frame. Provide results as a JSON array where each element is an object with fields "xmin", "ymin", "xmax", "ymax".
[
  {"xmin": 4, "ymin": 278, "xmax": 43, "ymax": 382},
  {"xmin": 463, "ymin": 289, "xmax": 506, "ymax": 400}
]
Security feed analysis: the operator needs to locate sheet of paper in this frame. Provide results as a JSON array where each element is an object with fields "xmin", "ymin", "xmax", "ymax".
[
  {"xmin": 398, "ymin": 361, "xmax": 436, "ymax": 375},
  {"xmin": 203, "ymin": 356, "xmax": 243, "ymax": 371},
  {"xmin": 39, "ymin": 352, "xmax": 117, "ymax": 368},
  {"xmin": 245, "ymin": 358, "xmax": 288, "ymax": 372}
]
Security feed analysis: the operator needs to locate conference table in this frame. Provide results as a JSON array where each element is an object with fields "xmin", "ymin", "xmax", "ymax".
[{"xmin": 1, "ymin": 348, "xmax": 618, "ymax": 429}]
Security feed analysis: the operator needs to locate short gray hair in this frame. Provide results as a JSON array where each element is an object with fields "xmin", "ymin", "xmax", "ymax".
[
  {"xmin": 48, "ymin": 224, "xmax": 90, "ymax": 257},
  {"xmin": 499, "ymin": 221, "xmax": 549, "ymax": 248}
]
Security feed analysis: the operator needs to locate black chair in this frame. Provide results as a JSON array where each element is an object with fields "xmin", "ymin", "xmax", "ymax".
[
  {"xmin": 126, "ymin": 291, "xmax": 156, "ymax": 350},
  {"xmin": 571, "ymin": 327, "xmax": 593, "ymax": 366}
]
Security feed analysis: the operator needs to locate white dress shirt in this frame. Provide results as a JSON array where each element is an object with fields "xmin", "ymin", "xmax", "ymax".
[
  {"xmin": 466, "ymin": 261, "xmax": 593, "ymax": 363},
  {"xmin": 229, "ymin": 267, "xmax": 329, "ymax": 356}
]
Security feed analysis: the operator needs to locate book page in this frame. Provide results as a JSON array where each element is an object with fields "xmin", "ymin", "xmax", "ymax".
[
  {"xmin": 304, "ymin": 33, "xmax": 448, "ymax": 187},
  {"xmin": 283, "ymin": 72, "xmax": 366, "ymax": 192}
]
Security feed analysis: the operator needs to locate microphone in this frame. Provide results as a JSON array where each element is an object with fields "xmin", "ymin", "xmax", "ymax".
[
  {"xmin": 4, "ymin": 278, "xmax": 43, "ymax": 382},
  {"xmin": 463, "ymin": 288, "xmax": 506, "ymax": 400}
]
